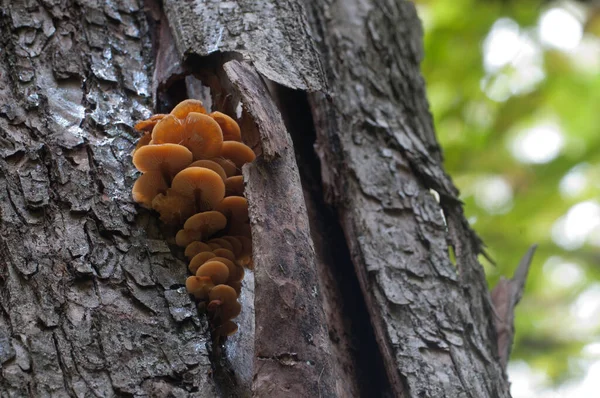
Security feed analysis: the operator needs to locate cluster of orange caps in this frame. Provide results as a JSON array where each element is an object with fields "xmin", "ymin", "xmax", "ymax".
[{"xmin": 132, "ymin": 99, "xmax": 255, "ymax": 337}]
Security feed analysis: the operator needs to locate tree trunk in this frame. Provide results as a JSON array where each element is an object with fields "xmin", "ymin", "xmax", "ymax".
[{"xmin": 0, "ymin": 0, "xmax": 516, "ymax": 397}]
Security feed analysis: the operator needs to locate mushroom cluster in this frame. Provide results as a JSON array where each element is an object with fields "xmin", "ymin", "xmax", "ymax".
[{"xmin": 132, "ymin": 99, "xmax": 255, "ymax": 337}]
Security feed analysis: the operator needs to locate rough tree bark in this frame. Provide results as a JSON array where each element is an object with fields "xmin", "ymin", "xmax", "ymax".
[{"xmin": 0, "ymin": 0, "xmax": 522, "ymax": 397}]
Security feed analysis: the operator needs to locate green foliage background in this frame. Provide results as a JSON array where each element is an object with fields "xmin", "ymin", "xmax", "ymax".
[{"xmin": 417, "ymin": 0, "xmax": 600, "ymax": 389}]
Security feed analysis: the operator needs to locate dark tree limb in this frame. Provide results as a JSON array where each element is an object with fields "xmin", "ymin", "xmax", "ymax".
[{"xmin": 491, "ymin": 244, "xmax": 536, "ymax": 369}]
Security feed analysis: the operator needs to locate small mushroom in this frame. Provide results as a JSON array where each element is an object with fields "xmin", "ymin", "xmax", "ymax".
[
  {"xmin": 171, "ymin": 167, "xmax": 225, "ymax": 212},
  {"xmin": 220, "ymin": 236, "xmax": 243, "ymax": 258},
  {"xmin": 197, "ymin": 261, "xmax": 230, "ymax": 285},
  {"xmin": 170, "ymin": 99, "xmax": 207, "ymax": 118},
  {"xmin": 210, "ymin": 158, "xmax": 238, "ymax": 177},
  {"xmin": 151, "ymin": 190, "xmax": 195, "ymax": 225},
  {"xmin": 219, "ymin": 300, "xmax": 242, "ymax": 321},
  {"xmin": 189, "ymin": 160, "xmax": 227, "ymax": 182},
  {"xmin": 151, "ymin": 114, "xmax": 186, "ymax": 144},
  {"xmin": 183, "ymin": 112, "xmax": 224, "ymax": 160},
  {"xmin": 212, "ymin": 248, "xmax": 236, "ymax": 262},
  {"xmin": 215, "ymin": 196, "xmax": 249, "ymax": 235},
  {"xmin": 209, "ymin": 256, "xmax": 244, "ymax": 283},
  {"xmin": 175, "ymin": 211, "xmax": 227, "ymax": 247},
  {"xmin": 185, "ymin": 241, "xmax": 213, "ymax": 259},
  {"xmin": 208, "ymin": 285, "xmax": 241, "ymax": 322},
  {"xmin": 132, "ymin": 143, "xmax": 193, "ymax": 178},
  {"xmin": 225, "ymin": 176, "xmax": 244, "ymax": 196},
  {"xmin": 216, "ymin": 320, "xmax": 238, "ymax": 336},
  {"xmin": 189, "ymin": 251, "xmax": 216, "ymax": 274},
  {"xmin": 186, "ymin": 275, "xmax": 214, "ymax": 299},
  {"xmin": 134, "ymin": 114, "xmax": 167, "ymax": 132},
  {"xmin": 132, "ymin": 171, "xmax": 169, "ymax": 208},
  {"xmin": 207, "ymin": 238, "xmax": 234, "ymax": 252},
  {"xmin": 220, "ymin": 141, "xmax": 256, "ymax": 169},
  {"xmin": 209, "ymin": 112, "xmax": 241, "ymax": 142},
  {"xmin": 209, "ymin": 284, "xmax": 238, "ymax": 303}
]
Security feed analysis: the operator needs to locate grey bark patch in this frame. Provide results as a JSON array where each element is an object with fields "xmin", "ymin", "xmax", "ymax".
[{"xmin": 163, "ymin": 0, "xmax": 326, "ymax": 91}]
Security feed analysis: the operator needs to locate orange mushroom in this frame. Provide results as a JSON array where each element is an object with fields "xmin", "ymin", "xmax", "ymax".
[
  {"xmin": 132, "ymin": 143, "xmax": 193, "ymax": 177},
  {"xmin": 210, "ymin": 158, "xmax": 237, "ymax": 177},
  {"xmin": 220, "ymin": 141, "xmax": 256, "ymax": 169},
  {"xmin": 189, "ymin": 160, "xmax": 227, "ymax": 182},
  {"xmin": 151, "ymin": 114, "xmax": 186, "ymax": 145},
  {"xmin": 209, "ymin": 284, "xmax": 238, "ymax": 304},
  {"xmin": 208, "ymin": 285, "xmax": 241, "ymax": 322},
  {"xmin": 175, "ymin": 211, "xmax": 227, "ymax": 247},
  {"xmin": 189, "ymin": 252, "xmax": 216, "ymax": 274},
  {"xmin": 220, "ymin": 236, "xmax": 243, "ymax": 258},
  {"xmin": 182, "ymin": 112, "xmax": 224, "ymax": 160},
  {"xmin": 170, "ymin": 99, "xmax": 207, "ymax": 118},
  {"xmin": 225, "ymin": 176, "xmax": 244, "ymax": 196},
  {"xmin": 212, "ymin": 248, "xmax": 236, "ymax": 262},
  {"xmin": 151, "ymin": 190, "xmax": 195, "ymax": 225},
  {"xmin": 186, "ymin": 275, "xmax": 214, "ymax": 300},
  {"xmin": 209, "ymin": 112, "xmax": 241, "ymax": 142},
  {"xmin": 197, "ymin": 261, "xmax": 230, "ymax": 285},
  {"xmin": 134, "ymin": 114, "xmax": 167, "ymax": 132},
  {"xmin": 171, "ymin": 167, "xmax": 225, "ymax": 212},
  {"xmin": 185, "ymin": 241, "xmax": 213, "ymax": 259},
  {"xmin": 207, "ymin": 238, "xmax": 234, "ymax": 252},
  {"xmin": 132, "ymin": 171, "xmax": 169, "ymax": 208}
]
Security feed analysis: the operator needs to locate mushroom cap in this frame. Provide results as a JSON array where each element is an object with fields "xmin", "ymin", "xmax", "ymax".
[
  {"xmin": 171, "ymin": 167, "xmax": 225, "ymax": 211},
  {"xmin": 207, "ymin": 238, "xmax": 234, "ymax": 252},
  {"xmin": 183, "ymin": 211, "xmax": 227, "ymax": 237},
  {"xmin": 210, "ymin": 158, "xmax": 238, "ymax": 177},
  {"xmin": 170, "ymin": 99, "xmax": 207, "ymax": 118},
  {"xmin": 209, "ymin": 284, "xmax": 238, "ymax": 304},
  {"xmin": 221, "ymin": 236, "xmax": 243, "ymax": 257},
  {"xmin": 151, "ymin": 190, "xmax": 195, "ymax": 225},
  {"xmin": 182, "ymin": 112, "xmax": 223, "ymax": 160},
  {"xmin": 132, "ymin": 171, "xmax": 168, "ymax": 208},
  {"xmin": 209, "ymin": 256, "xmax": 243, "ymax": 282},
  {"xmin": 216, "ymin": 320, "xmax": 238, "ymax": 336},
  {"xmin": 132, "ymin": 143, "xmax": 193, "ymax": 175},
  {"xmin": 175, "ymin": 229, "xmax": 195, "ymax": 247},
  {"xmin": 197, "ymin": 261, "xmax": 230, "ymax": 285},
  {"xmin": 209, "ymin": 112, "xmax": 242, "ymax": 142},
  {"xmin": 185, "ymin": 241, "xmax": 213, "ymax": 259},
  {"xmin": 220, "ymin": 300, "xmax": 242, "ymax": 321},
  {"xmin": 132, "ymin": 133, "xmax": 152, "ymax": 155},
  {"xmin": 207, "ymin": 242, "xmax": 221, "ymax": 250},
  {"xmin": 188, "ymin": 252, "xmax": 216, "ymax": 274},
  {"xmin": 186, "ymin": 275, "xmax": 213, "ymax": 294},
  {"xmin": 189, "ymin": 160, "xmax": 227, "ymax": 182},
  {"xmin": 135, "ymin": 114, "xmax": 167, "ymax": 132},
  {"xmin": 151, "ymin": 114, "xmax": 186, "ymax": 145},
  {"xmin": 186, "ymin": 275, "xmax": 214, "ymax": 299},
  {"xmin": 212, "ymin": 248, "xmax": 236, "ymax": 262},
  {"xmin": 225, "ymin": 176, "xmax": 244, "ymax": 196},
  {"xmin": 215, "ymin": 196, "xmax": 249, "ymax": 226},
  {"xmin": 215, "ymin": 196, "xmax": 248, "ymax": 219},
  {"xmin": 220, "ymin": 141, "xmax": 256, "ymax": 168}
]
